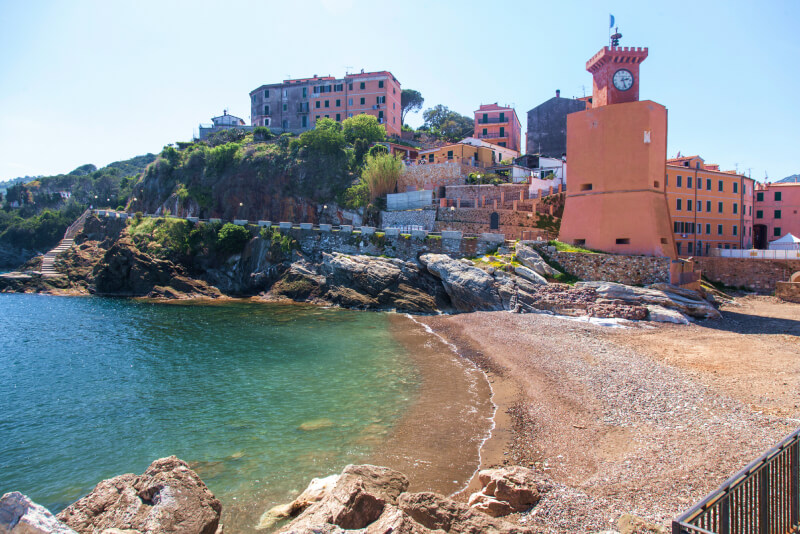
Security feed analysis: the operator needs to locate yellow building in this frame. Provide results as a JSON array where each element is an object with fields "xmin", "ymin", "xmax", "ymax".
[{"xmin": 417, "ymin": 138, "xmax": 519, "ymax": 168}]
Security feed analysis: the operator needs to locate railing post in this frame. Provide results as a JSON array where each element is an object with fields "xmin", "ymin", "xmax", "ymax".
[
  {"xmin": 759, "ymin": 465, "xmax": 769, "ymax": 534},
  {"xmin": 793, "ymin": 441, "xmax": 799, "ymax": 529},
  {"xmin": 720, "ymin": 495, "xmax": 730, "ymax": 534},
  {"xmin": 671, "ymin": 520, "xmax": 682, "ymax": 534}
]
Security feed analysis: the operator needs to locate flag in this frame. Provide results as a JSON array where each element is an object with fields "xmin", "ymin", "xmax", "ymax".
[{"xmin": 609, "ymin": 14, "xmax": 615, "ymax": 29}]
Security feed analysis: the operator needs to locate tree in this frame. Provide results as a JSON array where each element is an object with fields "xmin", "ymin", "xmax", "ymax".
[
  {"xmin": 422, "ymin": 105, "xmax": 474, "ymax": 141},
  {"xmin": 217, "ymin": 223, "xmax": 251, "ymax": 254},
  {"xmin": 361, "ymin": 153, "xmax": 405, "ymax": 201},
  {"xmin": 400, "ymin": 89, "xmax": 424, "ymax": 125},
  {"xmin": 289, "ymin": 118, "xmax": 350, "ymax": 201},
  {"xmin": 342, "ymin": 114, "xmax": 385, "ymax": 144}
]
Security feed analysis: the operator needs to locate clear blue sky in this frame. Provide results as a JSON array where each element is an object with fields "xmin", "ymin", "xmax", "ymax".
[{"xmin": 1, "ymin": 0, "xmax": 797, "ymax": 182}]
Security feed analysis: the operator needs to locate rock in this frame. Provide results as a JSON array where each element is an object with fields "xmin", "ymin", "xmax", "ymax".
[
  {"xmin": 419, "ymin": 254, "xmax": 503, "ymax": 312},
  {"xmin": 646, "ymin": 304, "xmax": 691, "ymax": 324},
  {"xmin": 0, "ymin": 492, "xmax": 77, "ymax": 534},
  {"xmin": 575, "ymin": 281, "xmax": 721, "ymax": 319},
  {"xmin": 365, "ymin": 505, "xmax": 432, "ymax": 534},
  {"xmin": 278, "ymin": 465, "xmax": 409, "ymax": 533},
  {"xmin": 467, "ymin": 467, "xmax": 541, "ymax": 517},
  {"xmin": 514, "ymin": 265, "xmax": 547, "ymax": 285},
  {"xmin": 617, "ymin": 513, "xmax": 667, "ymax": 534},
  {"xmin": 397, "ymin": 492, "xmax": 533, "ymax": 534},
  {"xmin": 514, "ymin": 245, "xmax": 560, "ymax": 277},
  {"xmin": 257, "ymin": 474, "xmax": 339, "ymax": 530},
  {"xmin": 466, "ymin": 494, "xmax": 514, "ymax": 517},
  {"xmin": 57, "ymin": 456, "xmax": 221, "ymax": 534},
  {"xmin": 101, "ymin": 530, "xmax": 142, "ymax": 534}
]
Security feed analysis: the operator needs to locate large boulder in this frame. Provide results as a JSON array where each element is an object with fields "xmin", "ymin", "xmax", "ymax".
[
  {"xmin": 513, "ymin": 266, "xmax": 547, "ymax": 286},
  {"xmin": 419, "ymin": 254, "xmax": 503, "ymax": 312},
  {"xmin": 0, "ymin": 492, "xmax": 77, "ymax": 534},
  {"xmin": 514, "ymin": 245, "xmax": 560, "ymax": 277},
  {"xmin": 278, "ymin": 465, "xmax": 410, "ymax": 533},
  {"xmin": 258, "ymin": 474, "xmax": 339, "ymax": 530},
  {"xmin": 575, "ymin": 281, "xmax": 720, "ymax": 319},
  {"xmin": 57, "ymin": 456, "xmax": 221, "ymax": 534},
  {"xmin": 397, "ymin": 492, "xmax": 533, "ymax": 534},
  {"xmin": 467, "ymin": 467, "xmax": 541, "ymax": 517}
]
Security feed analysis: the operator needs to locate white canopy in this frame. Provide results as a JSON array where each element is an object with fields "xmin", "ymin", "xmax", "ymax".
[{"xmin": 768, "ymin": 233, "xmax": 800, "ymax": 250}]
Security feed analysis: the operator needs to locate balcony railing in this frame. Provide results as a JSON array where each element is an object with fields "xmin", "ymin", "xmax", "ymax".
[
  {"xmin": 478, "ymin": 117, "xmax": 509, "ymax": 124},
  {"xmin": 477, "ymin": 132, "xmax": 508, "ymax": 139}
]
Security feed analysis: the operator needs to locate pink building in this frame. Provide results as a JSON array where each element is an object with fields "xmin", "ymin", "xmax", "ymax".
[
  {"xmin": 473, "ymin": 104, "xmax": 522, "ymax": 153},
  {"xmin": 754, "ymin": 180, "xmax": 800, "ymax": 248}
]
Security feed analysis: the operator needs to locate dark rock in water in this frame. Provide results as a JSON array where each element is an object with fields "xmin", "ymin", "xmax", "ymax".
[
  {"xmin": 0, "ymin": 491, "xmax": 77, "ymax": 534},
  {"xmin": 57, "ymin": 456, "xmax": 222, "ymax": 534}
]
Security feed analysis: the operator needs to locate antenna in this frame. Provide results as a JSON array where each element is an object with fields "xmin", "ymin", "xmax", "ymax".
[
  {"xmin": 344, "ymin": 65, "xmax": 353, "ymax": 74},
  {"xmin": 581, "ymin": 85, "xmax": 586, "ymax": 97},
  {"xmin": 734, "ymin": 162, "xmax": 739, "ymax": 173}
]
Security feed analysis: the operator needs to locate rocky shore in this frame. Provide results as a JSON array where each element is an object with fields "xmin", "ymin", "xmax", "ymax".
[{"xmin": 0, "ymin": 215, "xmax": 720, "ymax": 324}]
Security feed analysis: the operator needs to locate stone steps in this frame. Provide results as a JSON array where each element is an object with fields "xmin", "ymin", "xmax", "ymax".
[{"xmin": 40, "ymin": 238, "xmax": 74, "ymax": 276}]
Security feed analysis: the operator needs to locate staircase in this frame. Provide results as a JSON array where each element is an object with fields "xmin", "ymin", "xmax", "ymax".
[{"xmin": 39, "ymin": 209, "xmax": 90, "ymax": 276}]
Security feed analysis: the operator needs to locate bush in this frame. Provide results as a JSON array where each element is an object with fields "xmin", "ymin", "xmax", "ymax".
[
  {"xmin": 253, "ymin": 126, "xmax": 274, "ymax": 141},
  {"xmin": 361, "ymin": 153, "xmax": 404, "ymax": 201},
  {"xmin": 342, "ymin": 114, "xmax": 385, "ymax": 144},
  {"xmin": 217, "ymin": 223, "xmax": 250, "ymax": 254}
]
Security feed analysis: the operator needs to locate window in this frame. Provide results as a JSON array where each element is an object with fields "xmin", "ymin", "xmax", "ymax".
[
  {"xmin": 336, "ymin": 113, "xmax": 340, "ymax": 121},
  {"xmin": 348, "ymin": 83, "xmax": 353, "ymax": 90},
  {"xmin": 687, "ymin": 199, "xmax": 693, "ymax": 211},
  {"xmin": 615, "ymin": 238, "xmax": 630, "ymax": 245},
  {"xmin": 676, "ymin": 242, "xmax": 682, "ymax": 255},
  {"xmin": 428, "ymin": 154, "xmax": 434, "ymax": 163},
  {"xmin": 717, "ymin": 224, "xmax": 723, "ymax": 235},
  {"xmin": 757, "ymin": 192, "xmax": 764, "ymax": 201},
  {"xmin": 706, "ymin": 178, "xmax": 712, "ymax": 190},
  {"xmin": 733, "ymin": 225, "xmax": 737, "ymax": 236},
  {"xmin": 676, "ymin": 175, "xmax": 682, "ymax": 187},
  {"xmin": 499, "ymin": 127, "xmax": 505, "ymax": 137},
  {"xmin": 775, "ymin": 191, "xmax": 782, "ymax": 201},
  {"xmin": 706, "ymin": 200, "xmax": 711, "ymax": 212},
  {"xmin": 301, "ymin": 116, "xmax": 308, "ymax": 127},
  {"xmin": 360, "ymin": 82, "xmax": 365, "ymax": 89},
  {"xmin": 718, "ymin": 201, "xmax": 723, "ymax": 213},
  {"xmin": 316, "ymin": 115, "xmax": 320, "ymax": 119},
  {"xmin": 376, "ymin": 96, "xmax": 385, "ymax": 104},
  {"xmin": 264, "ymin": 118, "xmax": 270, "ymax": 126},
  {"xmin": 447, "ymin": 150, "xmax": 453, "ymax": 160},
  {"xmin": 725, "ymin": 244, "xmax": 730, "ymax": 249},
  {"xmin": 315, "ymin": 101, "xmax": 321, "ymax": 109},
  {"xmin": 673, "ymin": 221, "xmax": 679, "ymax": 233},
  {"xmin": 482, "ymin": 128, "xmax": 487, "ymax": 135},
  {"xmin": 705, "ymin": 223, "xmax": 711, "ymax": 234},
  {"xmin": 580, "ymin": 184, "xmax": 593, "ymax": 191},
  {"xmin": 378, "ymin": 80, "xmax": 384, "ymax": 88},
  {"xmin": 665, "ymin": 175, "xmax": 669, "ymax": 186},
  {"xmin": 283, "ymin": 103, "xmax": 287, "ymax": 111},
  {"xmin": 718, "ymin": 180, "xmax": 723, "ymax": 192},
  {"xmin": 687, "ymin": 176, "xmax": 693, "ymax": 188},
  {"xmin": 688, "ymin": 242, "xmax": 693, "ymax": 253},
  {"xmin": 697, "ymin": 200, "xmax": 702, "ymax": 212},
  {"xmin": 265, "ymin": 89, "xmax": 270, "ymax": 98},
  {"xmin": 676, "ymin": 198, "xmax": 682, "ymax": 210},
  {"xmin": 774, "ymin": 227, "xmax": 782, "ymax": 237},
  {"xmin": 775, "ymin": 210, "xmax": 782, "ymax": 219},
  {"xmin": 324, "ymin": 100, "xmax": 329, "ymax": 108},
  {"xmin": 733, "ymin": 203, "xmax": 738, "ymax": 214},
  {"xmin": 283, "ymin": 89, "xmax": 287, "ymax": 98},
  {"xmin": 264, "ymin": 105, "xmax": 270, "ymax": 115},
  {"xmin": 378, "ymin": 111, "xmax": 384, "ymax": 121},
  {"xmin": 302, "ymin": 87, "xmax": 307, "ymax": 98},
  {"xmin": 756, "ymin": 210, "xmax": 763, "ymax": 219},
  {"xmin": 336, "ymin": 99, "xmax": 341, "ymax": 107},
  {"xmin": 733, "ymin": 182, "xmax": 738, "ymax": 194},
  {"xmin": 360, "ymin": 97, "xmax": 365, "ymax": 105},
  {"xmin": 334, "ymin": 84, "xmax": 343, "ymax": 92},
  {"xmin": 749, "ymin": 206, "xmax": 752, "ymax": 215},
  {"xmin": 743, "ymin": 185, "xmax": 747, "ymax": 194},
  {"xmin": 499, "ymin": 142, "xmax": 506, "ymax": 147},
  {"xmin": 282, "ymin": 119, "xmax": 288, "ymax": 129},
  {"xmin": 348, "ymin": 98, "xmax": 353, "ymax": 106},
  {"xmin": 348, "ymin": 113, "xmax": 353, "ymax": 118}
]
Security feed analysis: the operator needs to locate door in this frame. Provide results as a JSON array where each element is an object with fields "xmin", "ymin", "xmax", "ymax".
[
  {"xmin": 753, "ymin": 224, "xmax": 767, "ymax": 249},
  {"xmin": 490, "ymin": 212, "xmax": 499, "ymax": 230}
]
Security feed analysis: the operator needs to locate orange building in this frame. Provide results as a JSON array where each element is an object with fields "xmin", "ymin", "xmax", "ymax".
[
  {"xmin": 665, "ymin": 155, "xmax": 755, "ymax": 256},
  {"xmin": 309, "ymin": 70, "xmax": 402, "ymax": 136},
  {"xmin": 559, "ymin": 46, "xmax": 676, "ymax": 258},
  {"xmin": 473, "ymin": 104, "xmax": 522, "ymax": 152}
]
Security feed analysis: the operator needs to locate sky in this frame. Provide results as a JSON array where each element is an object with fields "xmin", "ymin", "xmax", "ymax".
[{"xmin": 0, "ymin": 0, "xmax": 798, "ymax": 183}]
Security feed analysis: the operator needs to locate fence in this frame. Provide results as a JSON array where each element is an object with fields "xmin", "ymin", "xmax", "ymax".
[
  {"xmin": 672, "ymin": 426, "xmax": 800, "ymax": 534},
  {"xmin": 711, "ymin": 249, "xmax": 800, "ymax": 260}
]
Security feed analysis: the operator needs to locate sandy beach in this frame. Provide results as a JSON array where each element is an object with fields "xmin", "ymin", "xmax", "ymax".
[{"xmin": 417, "ymin": 296, "xmax": 800, "ymax": 532}]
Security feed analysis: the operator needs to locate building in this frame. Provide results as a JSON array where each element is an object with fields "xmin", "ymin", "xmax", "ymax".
[
  {"xmin": 473, "ymin": 104, "xmax": 522, "ymax": 152},
  {"xmin": 666, "ymin": 155, "xmax": 755, "ymax": 256},
  {"xmin": 559, "ymin": 45, "xmax": 676, "ymax": 258},
  {"xmin": 754, "ymin": 181, "xmax": 800, "ymax": 248},
  {"xmin": 250, "ymin": 70, "xmax": 402, "ymax": 136},
  {"xmin": 526, "ymin": 90, "xmax": 588, "ymax": 158},
  {"xmin": 416, "ymin": 138, "xmax": 519, "ymax": 167},
  {"xmin": 198, "ymin": 111, "xmax": 250, "ymax": 140}
]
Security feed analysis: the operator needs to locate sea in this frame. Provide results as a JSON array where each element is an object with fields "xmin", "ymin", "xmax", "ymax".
[{"xmin": 0, "ymin": 294, "xmax": 492, "ymax": 532}]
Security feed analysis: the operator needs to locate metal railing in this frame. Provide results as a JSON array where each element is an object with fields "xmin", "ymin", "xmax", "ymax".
[
  {"xmin": 477, "ymin": 132, "xmax": 508, "ymax": 139},
  {"xmin": 477, "ymin": 117, "xmax": 509, "ymax": 124},
  {"xmin": 673, "ymin": 426, "xmax": 800, "ymax": 534}
]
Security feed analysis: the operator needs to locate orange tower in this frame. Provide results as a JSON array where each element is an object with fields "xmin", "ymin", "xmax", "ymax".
[{"xmin": 558, "ymin": 45, "xmax": 676, "ymax": 258}]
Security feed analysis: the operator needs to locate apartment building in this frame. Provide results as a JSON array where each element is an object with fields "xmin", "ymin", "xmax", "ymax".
[
  {"xmin": 250, "ymin": 70, "xmax": 401, "ymax": 136},
  {"xmin": 753, "ymin": 180, "xmax": 800, "ymax": 248},
  {"xmin": 526, "ymin": 90, "xmax": 588, "ymax": 158},
  {"xmin": 666, "ymin": 155, "xmax": 755, "ymax": 256},
  {"xmin": 473, "ymin": 104, "xmax": 522, "ymax": 152},
  {"xmin": 417, "ymin": 138, "xmax": 519, "ymax": 167}
]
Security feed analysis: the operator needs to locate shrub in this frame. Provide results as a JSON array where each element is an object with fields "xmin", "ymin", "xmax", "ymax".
[
  {"xmin": 253, "ymin": 126, "xmax": 274, "ymax": 141},
  {"xmin": 361, "ymin": 153, "xmax": 404, "ymax": 201},
  {"xmin": 217, "ymin": 222, "xmax": 250, "ymax": 254}
]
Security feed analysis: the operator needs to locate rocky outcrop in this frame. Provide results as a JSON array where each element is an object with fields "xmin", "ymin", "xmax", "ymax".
[
  {"xmin": 576, "ymin": 281, "xmax": 720, "ymax": 320},
  {"xmin": 398, "ymin": 492, "xmax": 532, "ymax": 533},
  {"xmin": 258, "ymin": 475, "xmax": 339, "ymax": 530},
  {"xmin": 57, "ymin": 456, "xmax": 221, "ymax": 534},
  {"xmin": 420, "ymin": 253, "xmax": 504, "ymax": 312},
  {"xmin": 467, "ymin": 467, "xmax": 541, "ymax": 517},
  {"xmin": 514, "ymin": 244, "xmax": 560, "ymax": 278},
  {"xmin": 0, "ymin": 492, "xmax": 77, "ymax": 534}
]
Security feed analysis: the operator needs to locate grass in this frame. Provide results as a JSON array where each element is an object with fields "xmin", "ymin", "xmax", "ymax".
[{"xmin": 548, "ymin": 239, "xmax": 601, "ymax": 254}]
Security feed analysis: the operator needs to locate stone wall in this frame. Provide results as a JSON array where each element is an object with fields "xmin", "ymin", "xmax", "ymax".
[
  {"xmin": 380, "ymin": 208, "xmax": 438, "ymax": 231},
  {"xmin": 435, "ymin": 207, "xmax": 554, "ymax": 240},
  {"xmin": 397, "ymin": 162, "xmax": 478, "ymax": 192},
  {"xmin": 536, "ymin": 246, "xmax": 672, "ymax": 285},
  {"xmin": 444, "ymin": 184, "xmax": 529, "ymax": 203},
  {"xmin": 776, "ymin": 282, "xmax": 800, "ymax": 303},
  {"xmin": 694, "ymin": 257, "xmax": 800, "ymax": 292}
]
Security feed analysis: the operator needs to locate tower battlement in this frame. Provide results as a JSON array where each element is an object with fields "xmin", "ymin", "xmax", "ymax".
[{"xmin": 586, "ymin": 46, "xmax": 649, "ymax": 73}]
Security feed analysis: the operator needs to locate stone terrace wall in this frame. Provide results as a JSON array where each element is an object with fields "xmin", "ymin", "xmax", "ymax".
[
  {"xmin": 694, "ymin": 257, "xmax": 800, "ymax": 292},
  {"xmin": 445, "ymin": 184, "xmax": 529, "ymax": 203},
  {"xmin": 435, "ymin": 207, "xmax": 553, "ymax": 240},
  {"xmin": 537, "ymin": 247, "xmax": 672, "ymax": 285},
  {"xmin": 397, "ymin": 162, "xmax": 478, "ymax": 192},
  {"xmin": 380, "ymin": 208, "xmax": 437, "ymax": 230}
]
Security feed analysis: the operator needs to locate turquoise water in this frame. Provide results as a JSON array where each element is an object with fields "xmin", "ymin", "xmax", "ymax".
[{"xmin": 0, "ymin": 295, "xmax": 421, "ymax": 531}]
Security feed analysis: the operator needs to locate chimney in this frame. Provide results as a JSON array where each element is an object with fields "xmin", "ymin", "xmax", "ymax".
[{"xmin": 556, "ymin": 89, "xmax": 561, "ymax": 98}]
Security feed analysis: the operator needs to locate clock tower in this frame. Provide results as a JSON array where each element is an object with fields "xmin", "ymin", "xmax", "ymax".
[{"xmin": 587, "ymin": 46, "xmax": 648, "ymax": 107}]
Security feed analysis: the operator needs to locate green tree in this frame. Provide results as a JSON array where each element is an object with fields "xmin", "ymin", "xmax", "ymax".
[
  {"xmin": 400, "ymin": 89, "xmax": 424, "ymax": 125},
  {"xmin": 342, "ymin": 114, "xmax": 385, "ymax": 144},
  {"xmin": 289, "ymin": 118, "xmax": 350, "ymax": 201},
  {"xmin": 422, "ymin": 105, "xmax": 474, "ymax": 141},
  {"xmin": 361, "ymin": 153, "xmax": 404, "ymax": 201},
  {"xmin": 217, "ymin": 223, "xmax": 251, "ymax": 254}
]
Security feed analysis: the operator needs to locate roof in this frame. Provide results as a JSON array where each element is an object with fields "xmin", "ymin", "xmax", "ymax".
[
  {"xmin": 772, "ymin": 233, "xmax": 800, "ymax": 244},
  {"xmin": 666, "ymin": 155, "xmax": 704, "ymax": 164}
]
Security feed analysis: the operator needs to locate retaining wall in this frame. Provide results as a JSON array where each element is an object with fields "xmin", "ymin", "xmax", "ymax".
[
  {"xmin": 397, "ymin": 162, "xmax": 477, "ymax": 192},
  {"xmin": 694, "ymin": 257, "xmax": 800, "ymax": 292},
  {"xmin": 380, "ymin": 208, "xmax": 437, "ymax": 230},
  {"xmin": 444, "ymin": 184, "xmax": 529, "ymax": 202},
  {"xmin": 537, "ymin": 246, "xmax": 672, "ymax": 286}
]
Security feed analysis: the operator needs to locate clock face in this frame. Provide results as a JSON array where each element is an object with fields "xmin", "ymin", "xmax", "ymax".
[{"xmin": 612, "ymin": 69, "xmax": 634, "ymax": 91}]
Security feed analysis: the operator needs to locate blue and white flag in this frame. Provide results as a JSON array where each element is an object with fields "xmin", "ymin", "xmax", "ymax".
[{"xmin": 609, "ymin": 14, "xmax": 615, "ymax": 28}]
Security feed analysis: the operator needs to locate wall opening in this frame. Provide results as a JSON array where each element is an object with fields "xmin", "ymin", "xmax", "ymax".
[
  {"xmin": 654, "ymin": 181, "xmax": 660, "ymax": 188},
  {"xmin": 574, "ymin": 239, "xmax": 586, "ymax": 246},
  {"xmin": 580, "ymin": 183, "xmax": 593, "ymax": 191},
  {"xmin": 660, "ymin": 238, "xmax": 668, "ymax": 244},
  {"xmin": 615, "ymin": 238, "xmax": 630, "ymax": 245}
]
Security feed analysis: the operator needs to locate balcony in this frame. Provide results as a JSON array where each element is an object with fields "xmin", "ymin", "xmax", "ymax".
[
  {"xmin": 477, "ymin": 117, "xmax": 509, "ymax": 124},
  {"xmin": 477, "ymin": 132, "xmax": 508, "ymax": 139}
]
